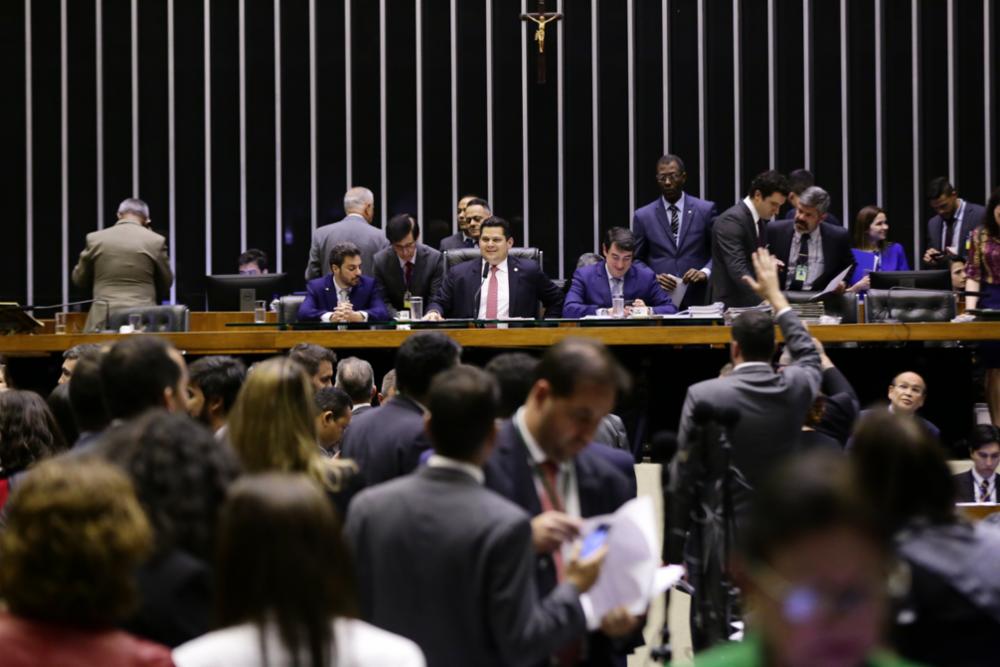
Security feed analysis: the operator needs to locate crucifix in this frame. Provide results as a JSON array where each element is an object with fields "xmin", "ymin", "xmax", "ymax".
[{"xmin": 521, "ymin": 0, "xmax": 563, "ymax": 84}]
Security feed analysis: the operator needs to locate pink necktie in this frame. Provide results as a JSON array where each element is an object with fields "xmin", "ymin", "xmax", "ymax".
[{"xmin": 485, "ymin": 265, "xmax": 499, "ymax": 319}]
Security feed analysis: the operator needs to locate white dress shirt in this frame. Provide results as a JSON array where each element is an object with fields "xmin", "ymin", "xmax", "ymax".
[
  {"xmin": 477, "ymin": 259, "xmax": 511, "ymax": 319},
  {"xmin": 784, "ymin": 223, "xmax": 825, "ymax": 290},
  {"xmin": 427, "ymin": 454, "xmax": 485, "ymax": 484}
]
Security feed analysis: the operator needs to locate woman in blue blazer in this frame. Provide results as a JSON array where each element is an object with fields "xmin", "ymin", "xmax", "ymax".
[{"xmin": 848, "ymin": 205, "xmax": 910, "ymax": 293}]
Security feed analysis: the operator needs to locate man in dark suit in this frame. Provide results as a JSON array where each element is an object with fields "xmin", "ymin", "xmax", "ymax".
[
  {"xmin": 298, "ymin": 242, "xmax": 390, "ymax": 322},
  {"xmin": 632, "ymin": 154, "xmax": 718, "ymax": 309},
  {"xmin": 345, "ymin": 365, "xmax": 611, "ymax": 667},
  {"xmin": 305, "ymin": 187, "xmax": 388, "ymax": 278},
  {"xmin": 334, "ymin": 356, "xmax": 377, "ymax": 414},
  {"xmin": 710, "ymin": 170, "xmax": 790, "ymax": 308},
  {"xmin": 766, "ymin": 186, "xmax": 855, "ymax": 293},
  {"xmin": 485, "ymin": 338, "xmax": 641, "ymax": 666},
  {"xmin": 425, "ymin": 217, "xmax": 564, "ymax": 319},
  {"xmin": 340, "ymin": 332, "xmax": 460, "ymax": 485},
  {"xmin": 71, "ymin": 198, "xmax": 174, "ymax": 332},
  {"xmin": 372, "ymin": 214, "xmax": 444, "ymax": 317},
  {"xmin": 439, "ymin": 195, "xmax": 486, "ymax": 251},
  {"xmin": 564, "ymin": 227, "xmax": 676, "ymax": 318},
  {"xmin": 923, "ymin": 176, "xmax": 987, "ymax": 267},
  {"xmin": 953, "ymin": 425, "xmax": 1000, "ymax": 503},
  {"xmin": 780, "ymin": 168, "xmax": 842, "ymax": 227}
]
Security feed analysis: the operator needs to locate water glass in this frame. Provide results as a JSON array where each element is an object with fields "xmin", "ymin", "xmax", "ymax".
[
  {"xmin": 254, "ymin": 300, "xmax": 267, "ymax": 324},
  {"xmin": 54, "ymin": 312, "xmax": 67, "ymax": 334},
  {"xmin": 409, "ymin": 296, "xmax": 424, "ymax": 321},
  {"xmin": 611, "ymin": 296, "xmax": 626, "ymax": 318},
  {"xmin": 128, "ymin": 313, "xmax": 143, "ymax": 332}
]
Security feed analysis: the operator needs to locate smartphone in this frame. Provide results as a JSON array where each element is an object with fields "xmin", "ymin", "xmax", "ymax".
[{"xmin": 580, "ymin": 524, "xmax": 610, "ymax": 559}]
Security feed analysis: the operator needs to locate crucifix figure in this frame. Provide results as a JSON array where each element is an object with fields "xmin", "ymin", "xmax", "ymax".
[{"xmin": 521, "ymin": 0, "xmax": 562, "ymax": 84}]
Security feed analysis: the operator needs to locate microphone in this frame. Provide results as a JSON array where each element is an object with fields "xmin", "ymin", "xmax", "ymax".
[
  {"xmin": 472, "ymin": 261, "xmax": 491, "ymax": 316},
  {"xmin": 18, "ymin": 298, "xmax": 99, "ymax": 311}
]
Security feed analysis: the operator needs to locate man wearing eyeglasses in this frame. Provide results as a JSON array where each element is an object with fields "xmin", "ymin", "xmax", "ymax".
[
  {"xmin": 632, "ymin": 154, "xmax": 718, "ymax": 309},
  {"xmin": 372, "ymin": 214, "xmax": 444, "ymax": 318}
]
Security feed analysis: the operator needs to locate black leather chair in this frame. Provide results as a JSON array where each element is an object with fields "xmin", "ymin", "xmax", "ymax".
[
  {"xmin": 864, "ymin": 289, "xmax": 957, "ymax": 323},
  {"xmin": 784, "ymin": 291, "xmax": 860, "ymax": 324},
  {"xmin": 278, "ymin": 295, "xmax": 307, "ymax": 324},
  {"xmin": 106, "ymin": 305, "xmax": 190, "ymax": 332},
  {"xmin": 443, "ymin": 247, "xmax": 543, "ymax": 273}
]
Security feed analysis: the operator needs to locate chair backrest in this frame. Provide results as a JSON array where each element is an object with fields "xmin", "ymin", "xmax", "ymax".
[
  {"xmin": 443, "ymin": 247, "xmax": 543, "ymax": 273},
  {"xmin": 106, "ymin": 305, "xmax": 190, "ymax": 332},
  {"xmin": 784, "ymin": 291, "xmax": 859, "ymax": 324},
  {"xmin": 864, "ymin": 289, "xmax": 957, "ymax": 323},
  {"xmin": 278, "ymin": 295, "xmax": 307, "ymax": 324}
]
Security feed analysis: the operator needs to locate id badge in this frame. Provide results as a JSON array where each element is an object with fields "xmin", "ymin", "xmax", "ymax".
[{"xmin": 794, "ymin": 264, "xmax": 808, "ymax": 282}]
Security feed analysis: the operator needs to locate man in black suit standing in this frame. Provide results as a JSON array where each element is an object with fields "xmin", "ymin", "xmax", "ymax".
[
  {"xmin": 340, "ymin": 332, "xmax": 460, "ymax": 485},
  {"xmin": 953, "ymin": 425, "xmax": 1000, "ymax": 503},
  {"xmin": 439, "ymin": 195, "xmax": 485, "ymax": 251},
  {"xmin": 766, "ymin": 186, "xmax": 854, "ymax": 293},
  {"xmin": 372, "ymin": 214, "xmax": 444, "ymax": 318},
  {"xmin": 346, "ymin": 365, "xmax": 610, "ymax": 667},
  {"xmin": 923, "ymin": 176, "xmax": 987, "ymax": 267},
  {"xmin": 425, "ymin": 217, "xmax": 564, "ymax": 319},
  {"xmin": 485, "ymin": 338, "xmax": 641, "ymax": 665},
  {"xmin": 710, "ymin": 170, "xmax": 790, "ymax": 308}
]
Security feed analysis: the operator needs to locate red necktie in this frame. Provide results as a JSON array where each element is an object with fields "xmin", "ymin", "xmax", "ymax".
[
  {"xmin": 485, "ymin": 265, "xmax": 499, "ymax": 319},
  {"xmin": 404, "ymin": 261, "xmax": 414, "ymax": 288},
  {"xmin": 539, "ymin": 461, "xmax": 581, "ymax": 666}
]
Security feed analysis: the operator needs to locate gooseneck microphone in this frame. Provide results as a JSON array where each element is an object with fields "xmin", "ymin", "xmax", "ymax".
[{"xmin": 472, "ymin": 261, "xmax": 491, "ymax": 317}]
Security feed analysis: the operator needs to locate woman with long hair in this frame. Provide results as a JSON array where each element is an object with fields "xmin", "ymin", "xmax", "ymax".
[
  {"xmin": 0, "ymin": 389, "xmax": 67, "ymax": 510},
  {"xmin": 227, "ymin": 356, "xmax": 362, "ymax": 516},
  {"xmin": 847, "ymin": 205, "xmax": 910, "ymax": 293},
  {"xmin": 966, "ymin": 187, "xmax": 1000, "ymax": 426},
  {"xmin": 172, "ymin": 473, "xmax": 424, "ymax": 666}
]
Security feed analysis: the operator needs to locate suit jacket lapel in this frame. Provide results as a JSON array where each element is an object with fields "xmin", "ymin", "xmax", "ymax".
[
  {"xmin": 654, "ymin": 200, "xmax": 678, "ymax": 252},
  {"xmin": 574, "ymin": 455, "xmax": 603, "ymax": 517},
  {"xmin": 677, "ymin": 202, "xmax": 696, "ymax": 251},
  {"xmin": 507, "ymin": 256, "xmax": 521, "ymax": 317},
  {"xmin": 596, "ymin": 263, "xmax": 613, "ymax": 305}
]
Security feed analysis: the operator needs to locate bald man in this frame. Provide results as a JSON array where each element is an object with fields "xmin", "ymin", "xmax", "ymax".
[
  {"xmin": 306, "ymin": 186, "xmax": 389, "ymax": 279},
  {"xmin": 858, "ymin": 371, "xmax": 940, "ymax": 441}
]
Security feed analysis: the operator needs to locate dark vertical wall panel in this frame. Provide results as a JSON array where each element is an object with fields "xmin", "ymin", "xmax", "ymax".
[{"xmin": 4, "ymin": 0, "xmax": 997, "ymax": 305}]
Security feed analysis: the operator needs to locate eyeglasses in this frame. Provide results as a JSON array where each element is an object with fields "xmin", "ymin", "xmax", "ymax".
[{"xmin": 656, "ymin": 173, "xmax": 685, "ymax": 183}]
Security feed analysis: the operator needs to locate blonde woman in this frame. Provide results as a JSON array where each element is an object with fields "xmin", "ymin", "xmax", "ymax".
[{"xmin": 228, "ymin": 356, "xmax": 363, "ymax": 516}]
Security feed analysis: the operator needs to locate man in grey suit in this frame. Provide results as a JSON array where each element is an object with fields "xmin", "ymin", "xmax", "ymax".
[
  {"xmin": 372, "ymin": 213, "xmax": 444, "ymax": 317},
  {"xmin": 345, "ymin": 365, "xmax": 607, "ymax": 667},
  {"xmin": 72, "ymin": 198, "xmax": 173, "ymax": 332},
  {"xmin": 709, "ymin": 170, "xmax": 789, "ymax": 308},
  {"xmin": 671, "ymin": 248, "xmax": 822, "ymax": 512},
  {"xmin": 305, "ymin": 186, "xmax": 388, "ymax": 279},
  {"xmin": 334, "ymin": 356, "xmax": 377, "ymax": 414}
]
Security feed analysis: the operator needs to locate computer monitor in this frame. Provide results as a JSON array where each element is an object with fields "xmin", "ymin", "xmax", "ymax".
[
  {"xmin": 869, "ymin": 270, "xmax": 951, "ymax": 291},
  {"xmin": 204, "ymin": 273, "xmax": 289, "ymax": 311}
]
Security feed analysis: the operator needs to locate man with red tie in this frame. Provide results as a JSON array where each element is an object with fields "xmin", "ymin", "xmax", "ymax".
[{"xmin": 424, "ymin": 216, "xmax": 564, "ymax": 320}]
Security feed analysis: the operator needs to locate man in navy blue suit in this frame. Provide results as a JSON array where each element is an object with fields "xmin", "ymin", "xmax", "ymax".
[
  {"xmin": 439, "ymin": 195, "xmax": 487, "ymax": 251},
  {"xmin": 425, "ymin": 216, "xmax": 564, "ymax": 319},
  {"xmin": 485, "ymin": 338, "xmax": 641, "ymax": 665},
  {"xmin": 632, "ymin": 154, "xmax": 718, "ymax": 309},
  {"xmin": 922, "ymin": 176, "xmax": 987, "ymax": 267},
  {"xmin": 564, "ymin": 227, "xmax": 676, "ymax": 318},
  {"xmin": 297, "ymin": 241, "xmax": 390, "ymax": 322}
]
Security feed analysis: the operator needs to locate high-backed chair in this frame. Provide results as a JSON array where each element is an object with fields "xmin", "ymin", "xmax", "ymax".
[
  {"xmin": 106, "ymin": 305, "xmax": 190, "ymax": 332},
  {"xmin": 864, "ymin": 289, "xmax": 957, "ymax": 323},
  {"xmin": 784, "ymin": 291, "xmax": 860, "ymax": 324},
  {"xmin": 278, "ymin": 294, "xmax": 307, "ymax": 325},
  {"xmin": 443, "ymin": 247, "xmax": 543, "ymax": 273}
]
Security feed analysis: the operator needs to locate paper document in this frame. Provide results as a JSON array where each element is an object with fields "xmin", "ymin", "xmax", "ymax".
[
  {"xmin": 578, "ymin": 496, "xmax": 685, "ymax": 618},
  {"xmin": 666, "ymin": 275, "xmax": 688, "ymax": 307},
  {"xmin": 811, "ymin": 265, "xmax": 852, "ymax": 301}
]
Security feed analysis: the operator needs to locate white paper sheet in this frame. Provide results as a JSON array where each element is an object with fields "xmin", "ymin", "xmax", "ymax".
[{"xmin": 667, "ymin": 275, "xmax": 688, "ymax": 307}]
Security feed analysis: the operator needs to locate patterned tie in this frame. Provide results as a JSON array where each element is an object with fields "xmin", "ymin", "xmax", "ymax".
[
  {"xmin": 404, "ymin": 261, "xmax": 414, "ymax": 288},
  {"xmin": 338, "ymin": 288, "xmax": 350, "ymax": 305},
  {"xmin": 788, "ymin": 233, "xmax": 811, "ymax": 291},
  {"xmin": 611, "ymin": 277, "xmax": 624, "ymax": 298},
  {"xmin": 669, "ymin": 205, "xmax": 680, "ymax": 242},
  {"xmin": 485, "ymin": 265, "xmax": 499, "ymax": 319},
  {"xmin": 980, "ymin": 478, "xmax": 991, "ymax": 503}
]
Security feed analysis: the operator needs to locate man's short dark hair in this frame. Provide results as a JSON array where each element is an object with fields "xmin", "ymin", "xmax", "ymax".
[
  {"xmin": 288, "ymin": 344, "xmax": 337, "ymax": 377},
  {"xmin": 732, "ymin": 310, "xmax": 776, "ymax": 362},
  {"xmin": 334, "ymin": 356, "xmax": 375, "ymax": 405},
  {"xmin": 787, "ymin": 168, "xmax": 815, "ymax": 196},
  {"xmin": 604, "ymin": 227, "xmax": 636, "ymax": 253},
  {"xmin": 68, "ymin": 353, "xmax": 110, "ymax": 433},
  {"xmin": 427, "ymin": 366, "xmax": 499, "ymax": 461},
  {"xmin": 536, "ymin": 338, "xmax": 631, "ymax": 398},
  {"xmin": 100, "ymin": 336, "xmax": 182, "ymax": 420},
  {"xmin": 656, "ymin": 154, "xmax": 686, "ymax": 172},
  {"xmin": 747, "ymin": 170, "xmax": 790, "ymax": 199},
  {"xmin": 62, "ymin": 344, "xmax": 102, "ymax": 361},
  {"xmin": 464, "ymin": 197, "xmax": 490, "ymax": 210},
  {"xmin": 386, "ymin": 214, "xmax": 420, "ymax": 244},
  {"xmin": 314, "ymin": 386, "xmax": 353, "ymax": 419},
  {"xmin": 926, "ymin": 176, "xmax": 955, "ymax": 200},
  {"xmin": 969, "ymin": 425, "xmax": 1000, "ymax": 453},
  {"xmin": 238, "ymin": 248, "xmax": 268, "ymax": 271},
  {"xmin": 328, "ymin": 242, "xmax": 362, "ymax": 269},
  {"xmin": 394, "ymin": 332, "xmax": 461, "ymax": 400},
  {"xmin": 188, "ymin": 356, "xmax": 247, "ymax": 415},
  {"xmin": 484, "ymin": 352, "xmax": 539, "ymax": 417},
  {"xmin": 480, "ymin": 216, "xmax": 512, "ymax": 240}
]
